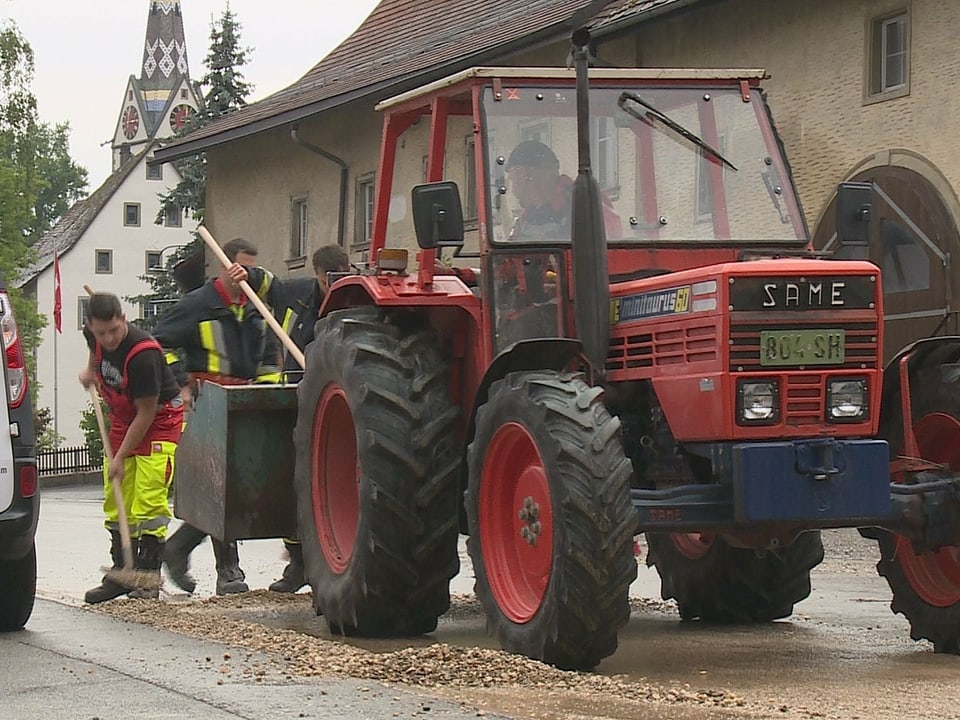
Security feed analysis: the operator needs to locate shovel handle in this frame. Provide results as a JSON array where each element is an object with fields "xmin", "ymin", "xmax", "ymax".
[
  {"xmin": 197, "ymin": 226, "xmax": 306, "ymax": 370},
  {"xmin": 88, "ymin": 385, "xmax": 134, "ymax": 570}
]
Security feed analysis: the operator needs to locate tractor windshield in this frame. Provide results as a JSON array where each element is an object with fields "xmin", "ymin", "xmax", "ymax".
[{"xmin": 482, "ymin": 83, "xmax": 806, "ymax": 246}]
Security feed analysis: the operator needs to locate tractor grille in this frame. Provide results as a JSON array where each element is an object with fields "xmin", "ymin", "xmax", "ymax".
[
  {"xmin": 729, "ymin": 320, "xmax": 880, "ymax": 372},
  {"xmin": 731, "ymin": 319, "xmax": 880, "ymax": 427},
  {"xmin": 607, "ymin": 323, "xmax": 718, "ymax": 371}
]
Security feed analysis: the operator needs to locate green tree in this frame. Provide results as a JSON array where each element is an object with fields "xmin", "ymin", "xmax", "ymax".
[
  {"xmin": 31, "ymin": 121, "xmax": 87, "ymax": 243},
  {"xmin": 157, "ymin": 4, "xmax": 253, "ymax": 224},
  {"xmin": 0, "ymin": 22, "xmax": 40, "ymax": 282},
  {"xmin": 0, "ymin": 22, "xmax": 88, "ymax": 436},
  {"xmin": 0, "ymin": 24, "xmax": 44, "ymax": 389},
  {"xmin": 79, "ymin": 400, "xmax": 106, "ymax": 466}
]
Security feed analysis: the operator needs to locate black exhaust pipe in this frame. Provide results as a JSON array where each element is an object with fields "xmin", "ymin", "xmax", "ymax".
[{"xmin": 570, "ymin": 28, "xmax": 610, "ymax": 376}]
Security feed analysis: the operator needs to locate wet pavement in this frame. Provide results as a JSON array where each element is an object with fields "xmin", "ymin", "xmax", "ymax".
[{"xmin": 33, "ymin": 483, "xmax": 960, "ymax": 719}]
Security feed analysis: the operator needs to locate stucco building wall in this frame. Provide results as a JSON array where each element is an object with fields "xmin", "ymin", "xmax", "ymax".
[{"xmin": 621, "ymin": 0, "xmax": 960, "ymax": 231}]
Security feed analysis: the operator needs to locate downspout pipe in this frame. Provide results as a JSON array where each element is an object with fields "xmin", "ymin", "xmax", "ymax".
[{"xmin": 290, "ymin": 124, "xmax": 348, "ymax": 247}]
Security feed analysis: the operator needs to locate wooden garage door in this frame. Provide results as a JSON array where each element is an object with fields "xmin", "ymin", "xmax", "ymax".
[{"xmin": 813, "ymin": 166, "xmax": 959, "ymax": 363}]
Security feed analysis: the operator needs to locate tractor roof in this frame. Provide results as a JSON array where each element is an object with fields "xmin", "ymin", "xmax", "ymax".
[{"xmin": 376, "ymin": 66, "xmax": 768, "ymax": 111}]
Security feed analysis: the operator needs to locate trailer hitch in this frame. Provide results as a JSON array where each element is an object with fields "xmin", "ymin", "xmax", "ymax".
[
  {"xmin": 794, "ymin": 437, "xmax": 846, "ymax": 481},
  {"xmin": 869, "ymin": 471, "xmax": 960, "ymax": 552}
]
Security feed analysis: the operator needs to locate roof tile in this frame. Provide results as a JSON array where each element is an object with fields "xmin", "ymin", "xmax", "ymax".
[{"xmin": 157, "ymin": 0, "xmax": 684, "ymax": 158}]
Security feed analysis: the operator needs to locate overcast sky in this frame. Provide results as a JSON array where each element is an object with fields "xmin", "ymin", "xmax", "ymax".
[{"xmin": 3, "ymin": 0, "xmax": 381, "ymax": 188}]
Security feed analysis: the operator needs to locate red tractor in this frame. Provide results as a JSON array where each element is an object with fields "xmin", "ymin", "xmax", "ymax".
[{"xmin": 178, "ymin": 34, "xmax": 960, "ymax": 670}]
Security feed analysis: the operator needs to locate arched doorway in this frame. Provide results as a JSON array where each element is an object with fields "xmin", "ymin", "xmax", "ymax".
[{"xmin": 813, "ymin": 164, "xmax": 960, "ymax": 363}]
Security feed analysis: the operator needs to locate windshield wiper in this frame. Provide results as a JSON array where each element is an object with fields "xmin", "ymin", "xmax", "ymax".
[{"xmin": 618, "ymin": 91, "xmax": 738, "ymax": 171}]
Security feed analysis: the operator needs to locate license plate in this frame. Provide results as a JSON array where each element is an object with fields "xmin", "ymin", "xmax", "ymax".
[{"xmin": 759, "ymin": 329, "xmax": 845, "ymax": 366}]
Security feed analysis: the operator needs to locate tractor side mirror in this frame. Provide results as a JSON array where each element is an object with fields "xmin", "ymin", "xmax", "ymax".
[
  {"xmin": 836, "ymin": 182, "xmax": 873, "ymax": 247},
  {"xmin": 411, "ymin": 181, "xmax": 465, "ymax": 250}
]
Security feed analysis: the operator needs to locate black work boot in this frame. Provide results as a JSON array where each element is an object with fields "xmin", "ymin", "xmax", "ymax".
[
  {"xmin": 162, "ymin": 523, "xmax": 206, "ymax": 593},
  {"xmin": 212, "ymin": 539, "xmax": 249, "ymax": 595},
  {"xmin": 128, "ymin": 535, "xmax": 163, "ymax": 600},
  {"xmin": 84, "ymin": 530, "xmax": 132, "ymax": 604},
  {"xmin": 269, "ymin": 541, "xmax": 307, "ymax": 593}
]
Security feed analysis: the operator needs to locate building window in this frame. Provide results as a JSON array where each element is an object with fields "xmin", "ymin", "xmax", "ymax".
[
  {"xmin": 355, "ymin": 176, "xmax": 375, "ymax": 248},
  {"xmin": 180, "ymin": 88, "xmax": 188, "ymax": 99},
  {"xmin": 464, "ymin": 136, "xmax": 477, "ymax": 221},
  {"xmin": 164, "ymin": 204, "xmax": 182, "ymax": 227},
  {"xmin": 142, "ymin": 298, "xmax": 175, "ymax": 321},
  {"xmin": 591, "ymin": 116, "xmax": 619, "ymax": 195},
  {"xmin": 146, "ymin": 250, "xmax": 163, "ymax": 272},
  {"xmin": 695, "ymin": 137, "xmax": 726, "ymax": 223},
  {"xmin": 291, "ymin": 197, "xmax": 308, "ymax": 259},
  {"xmin": 146, "ymin": 163, "xmax": 162, "ymax": 180},
  {"xmin": 78, "ymin": 297, "xmax": 90, "ymax": 329},
  {"xmin": 124, "ymin": 202, "xmax": 141, "ymax": 227},
  {"xmin": 95, "ymin": 249, "xmax": 113, "ymax": 274},
  {"xmin": 519, "ymin": 121, "xmax": 551, "ymax": 146},
  {"xmin": 867, "ymin": 11, "xmax": 909, "ymax": 100}
]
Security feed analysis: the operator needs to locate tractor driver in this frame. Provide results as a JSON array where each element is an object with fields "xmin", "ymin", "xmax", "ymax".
[{"xmin": 505, "ymin": 139, "xmax": 622, "ymax": 242}]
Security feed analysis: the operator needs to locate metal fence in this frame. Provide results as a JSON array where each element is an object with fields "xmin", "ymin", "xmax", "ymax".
[{"xmin": 37, "ymin": 445, "xmax": 102, "ymax": 476}]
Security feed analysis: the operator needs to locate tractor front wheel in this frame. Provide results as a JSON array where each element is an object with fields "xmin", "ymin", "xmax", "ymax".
[
  {"xmin": 294, "ymin": 307, "xmax": 460, "ymax": 636},
  {"xmin": 646, "ymin": 531, "xmax": 824, "ymax": 622},
  {"xmin": 466, "ymin": 371, "xmax": 637, "ymax": 670}
]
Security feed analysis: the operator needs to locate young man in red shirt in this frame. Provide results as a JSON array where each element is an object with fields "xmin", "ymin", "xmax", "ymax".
[{"xmin": 80, "ymin": 293, "xmax": 184, "ymax": 603}]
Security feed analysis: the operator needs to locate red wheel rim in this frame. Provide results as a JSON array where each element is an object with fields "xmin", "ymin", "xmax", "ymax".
[
  {"xmin": 895, "ymin": 412, "xmax": 960, "ymax": 607},
  {"xmin": 670, "ymin": 532, "xmax": 715, "ymax": 560},
  {"xmin": 311, "ymin": 384, "xmax": 359, "ymax": 574},
  {"xmin": 479, "ymin": 422, "xmax": 553, "ymax": 623}
]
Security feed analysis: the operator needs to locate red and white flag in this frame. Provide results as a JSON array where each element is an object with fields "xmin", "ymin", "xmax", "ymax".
[{"xmin": 53, "ymin": 250, "xmax": 62, "ymax": 334}]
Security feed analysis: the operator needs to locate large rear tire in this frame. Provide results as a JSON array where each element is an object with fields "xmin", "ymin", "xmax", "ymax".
[
  {"xmin": 466, "ymin": 371, "xmax": 637, "ymax": 670},
  {"xmin": 294, "ymin": 307, "xmax": 460, "ymax": 636},
  {"xmin": 0, "ymin": 543, "xmax": 36, "ymax": 631},
  {"xmin": 646, "ymin": 531, "xmax": 824, "ymax": 622}
]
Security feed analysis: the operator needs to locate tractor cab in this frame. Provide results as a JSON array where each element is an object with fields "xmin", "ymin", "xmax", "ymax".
[{"xmin": 383, "ymin": 67, "xmax": 808, "ymax": 360}]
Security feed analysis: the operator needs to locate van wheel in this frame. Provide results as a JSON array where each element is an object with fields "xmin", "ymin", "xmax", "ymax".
[{"xmin": 0, "ymin": 543, "xmax": 36, "ymax": 631}]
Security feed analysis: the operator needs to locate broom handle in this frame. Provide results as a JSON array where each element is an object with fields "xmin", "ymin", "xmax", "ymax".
[
  {"xmin": 89, "ymin": 385, "xmax": 135, "ymax": 571},
  {"xmin": 197, "ymin": 226, "xmax": 306, "ymax": 370}
]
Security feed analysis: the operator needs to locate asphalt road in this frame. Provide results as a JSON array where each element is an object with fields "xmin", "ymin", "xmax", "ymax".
[
  {"xmin": 15, "ymin": 483, "xmax": 960, "ymax": 720},
  {"xmin": 2, "ymin": 599, "xmax": 510, "ymax": 720}
]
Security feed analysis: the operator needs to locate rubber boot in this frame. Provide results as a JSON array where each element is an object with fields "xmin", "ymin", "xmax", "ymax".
[
  {"xmin": 212, "ymin": 539, "xmax": 249, "ymax": 595},
  {"xmin": 269, "ymin": 541, "xmax": 307, "ymax": 593},
  {"xmin": 162, "ymin": 523, "xmax": 206, "ymax": 593},
  {"xmin": 84, "ymin": 530, "xmax": 132, "ymax": 604},
  {"xmin": 128, "ymin": 534, "xmax": 163, "ymax": 600}
]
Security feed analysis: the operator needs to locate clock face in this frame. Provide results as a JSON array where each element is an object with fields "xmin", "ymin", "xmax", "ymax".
[
  {"xmin": 169, "ymin": 103, "xmax": 194, "ymax": 132},
  {"xmin": 122, "ymin": 106, "xmax": 140, "ymax": 140}
]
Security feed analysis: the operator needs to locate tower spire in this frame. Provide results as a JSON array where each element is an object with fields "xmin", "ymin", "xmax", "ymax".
[
  {"xmin": 112, "ymin": 0, "xmax": 200, "ymax": 170},
  {"xmin": 140, "ymin": 1, "xmax": 190, "ymax": 126}
]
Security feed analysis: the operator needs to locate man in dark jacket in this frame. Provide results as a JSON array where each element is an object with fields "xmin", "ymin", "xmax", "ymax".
[
  {"xmin": 246, "ymin": 244, "xmax": 350, "ymax": 591},
  {"xmin": 153, "ymin": 238, "xmax": 281, "ymax": 595}
]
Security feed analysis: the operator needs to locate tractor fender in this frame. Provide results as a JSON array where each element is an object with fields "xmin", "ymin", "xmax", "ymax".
[
  {"xmin": 878, "ymin": 335, "xmax": 960, "ymax": 451},
  {"xmin": 458, "ymin": 338, "xmax": 584, "ymax": 533}
]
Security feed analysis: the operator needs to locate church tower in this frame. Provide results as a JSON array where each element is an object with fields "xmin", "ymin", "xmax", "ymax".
[{"xmin": 112, "ymin": 0, "xmax": 202, "ymax": 169}]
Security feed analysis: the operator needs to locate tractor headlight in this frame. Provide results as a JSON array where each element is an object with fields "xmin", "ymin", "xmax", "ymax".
[
  {"xmin": 737, "ymin": 380, "xmax": 779, "ymax": 425},
  {"xmin": 827, "ymin": 377, "xmax": 868, "ymax": 422}
]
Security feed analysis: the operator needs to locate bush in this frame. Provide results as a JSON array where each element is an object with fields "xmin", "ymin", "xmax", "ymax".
[{"xmin": 79, "ymin": 399, "xmax": 108, "ymax": 466}]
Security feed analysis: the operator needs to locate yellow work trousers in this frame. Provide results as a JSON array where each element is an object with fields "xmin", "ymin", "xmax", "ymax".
[{"xmin": 102, "ymin": 441, "xmax": 177, "ymax": 539}]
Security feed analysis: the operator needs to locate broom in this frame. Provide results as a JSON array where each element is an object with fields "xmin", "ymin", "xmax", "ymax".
[{"xmin": 86, "ymin": 338, "xmax": 162, "ymax": 592}]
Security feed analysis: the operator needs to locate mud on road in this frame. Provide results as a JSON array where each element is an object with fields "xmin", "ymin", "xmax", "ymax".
[{"xmin": 91, "ymin": 531, "xmax": 960, "ymax": 720}]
